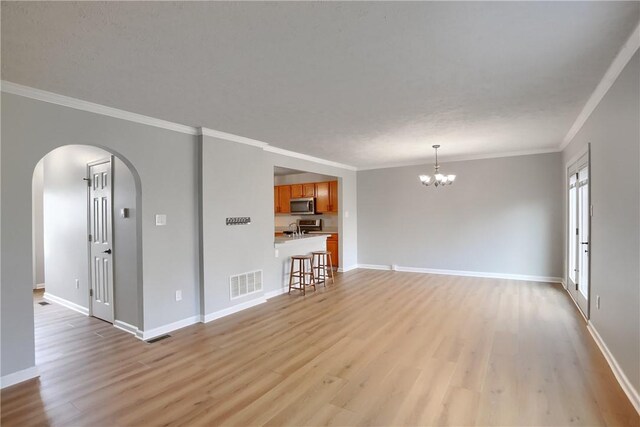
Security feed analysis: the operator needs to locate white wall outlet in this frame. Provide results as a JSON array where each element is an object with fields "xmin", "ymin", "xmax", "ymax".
[
  {"xmin": 175, "ymin": 290, "xmax": 182, "ymax": 301},
  {"xmin": 155, "ymin": 214, "xmax": 167, "ymax": 226},
  {"xmin": 344, "ymin": 210, "xmax": 350, "ymax": 218},
  {"xmin": 275, "ymin": 249, "xmax": 279, "ymax": 258},
  {"xmin": 75, "ymin": 279, "xmax": 80, "ymax": 289},
  {"xmin": 596, "ymin": 295, "xmax": 600, "ymax": 309}
]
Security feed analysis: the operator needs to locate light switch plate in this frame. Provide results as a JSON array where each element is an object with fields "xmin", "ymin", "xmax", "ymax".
[
  {"xmin": 175, "ymin": 290, "xmax": 182, "ymax": 301},
  {"xmin": 155, "ymin": 214, "xmax": 167, "ymax": 226}
]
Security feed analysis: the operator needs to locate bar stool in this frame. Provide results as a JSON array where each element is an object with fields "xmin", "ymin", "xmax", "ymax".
[
  {"xmin": 288, "ymin": 255, "xmax": 316, "ymax": 295},
  {"xmin": 311, "ymin": 251, "xmax": 335, "ymax": 286}
]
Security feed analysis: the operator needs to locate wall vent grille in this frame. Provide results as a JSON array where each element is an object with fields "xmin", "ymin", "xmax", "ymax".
[{"xmin": 230, "ymin": 270, "xmax": 263, "ymax": 300}]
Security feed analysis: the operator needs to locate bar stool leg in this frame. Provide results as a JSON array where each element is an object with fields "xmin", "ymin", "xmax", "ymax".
[
  {"xmin": 328, "ymin": 253, "xmax": 335, "ymax": 284},
  {"xmin": 301, "ymin": 259, "xmax": 307, "ymax": 296},
  {"xmin": 288, "ymin": 258, "xmax": 295, "ymax": 294},
  {"xmin": 309, "ymin": 256, "xmax": 316, "ymax": 291},
  {"xmin": 321, "ymin": 254, "xmax": 328, "ymax": 288}
]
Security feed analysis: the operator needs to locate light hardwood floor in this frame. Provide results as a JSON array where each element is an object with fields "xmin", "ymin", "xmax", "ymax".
[{"xmin": 1, "ymin": 270, "xmax": 637, "ymax": 426}]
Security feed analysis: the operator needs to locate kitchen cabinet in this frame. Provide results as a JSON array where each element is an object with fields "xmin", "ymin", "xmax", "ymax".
[
  {"xmin": 290, "ymin": 183, "xmax": 315, "ymax": 199},
  {"xmin": 275, "ymin": 181, "xmax": 337, "ymax": 214},
  {"xmin": 329, "ymin": 181, "xmax": 338, "ymax": 213},
  {"xmin": 326, "ymin": 233, "xmax": 339, "ymax": 268},
  {"xmin": 315, "ymin": 182, "xmax": 330, "ymax": 212},
  {"xmin": 315, "ymin": 181, "xmax": 338, "ymax": 213},
  {"xmin": 275, "ymin": 185, "xmax": 291, "ymax": 213}
]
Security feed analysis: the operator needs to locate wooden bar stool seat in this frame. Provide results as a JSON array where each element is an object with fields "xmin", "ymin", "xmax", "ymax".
[
  {"xmin": 312, "ymin": 250, "xmax": 335, "ymax": 286},
  {"xmin": 288, "ymin": 254, "xmax": 316, "ymax": 295}
]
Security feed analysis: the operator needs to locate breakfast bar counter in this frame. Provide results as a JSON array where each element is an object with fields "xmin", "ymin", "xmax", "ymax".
[{"xmin": 274, "ymin": 234, "xmax": 329, "ymax": 291}]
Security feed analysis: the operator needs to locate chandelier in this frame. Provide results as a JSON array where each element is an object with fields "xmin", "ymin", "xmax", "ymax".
[{"xmin": 418, "ymin": 145, "xmax": 456, "ymax": 187}]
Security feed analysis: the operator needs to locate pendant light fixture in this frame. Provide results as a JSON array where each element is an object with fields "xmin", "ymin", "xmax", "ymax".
[{"xmin": 418, "ymin": 145, "xmax": 456, "ymax": 187}]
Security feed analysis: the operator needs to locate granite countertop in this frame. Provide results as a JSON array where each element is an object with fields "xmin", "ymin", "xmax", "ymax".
[{"xmin": 274, "ymin": 234, "xmax": 330, "ymax": 245}]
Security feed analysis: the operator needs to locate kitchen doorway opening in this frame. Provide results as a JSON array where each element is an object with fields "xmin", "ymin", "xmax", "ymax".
[
  {"xmin": 31, "ymin": 145, "xmax": 143, "ymax": 357},
  {"xmin": 273, "ymin": 166, "xmax": 341, "ymax": 270}
]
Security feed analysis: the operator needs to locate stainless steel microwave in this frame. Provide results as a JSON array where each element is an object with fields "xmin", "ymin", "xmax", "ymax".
[{"xmin": 290, "ymin": 198, "xmax": 315, "ymax": 215}]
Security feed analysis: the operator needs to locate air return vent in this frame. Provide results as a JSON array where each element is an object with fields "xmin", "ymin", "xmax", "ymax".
[{"xmin": 230, "ymin": 270, "xmax": 263, "ymax": 300}]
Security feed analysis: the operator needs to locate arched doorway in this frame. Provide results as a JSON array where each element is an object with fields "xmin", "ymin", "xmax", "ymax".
[{"xmin": 31, "ymin": 145, "xmax": 143, "ymax": 344}]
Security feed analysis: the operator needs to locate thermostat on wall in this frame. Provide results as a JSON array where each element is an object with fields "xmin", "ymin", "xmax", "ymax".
[{"xmin": 226, "ymin": 217, "xmax": 251, "ymax": 226}]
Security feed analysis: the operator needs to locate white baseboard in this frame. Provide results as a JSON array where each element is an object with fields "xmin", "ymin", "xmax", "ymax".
[
  {"xmin": 113, "ymin": 320, "xmax": 143, "ymax": 340},
  {"xmin": 43, "ymin": 292, "xmax": 89, "ymax": 315},
  {"xmin": 338, "ymin": 264, "xmax": 358, "ymax": 273},
  {"xmin": 357, "ymin": 263, "xmax": 393, "ymax": 271},
  {"xmin": 201, "ymin": 296, "xmax": 267, "ymax": 323},
  {"xmin": 587, "ymin": 322, "xmax": 640, "ymax": 414},
  {"xmin": 355, "ymin": 264, "xmax": 562, "ymax": 283},
  {"xmin": 141, "ymin": 315, "xmax": 200, "ymax": 341},
  {"xmin": 265, "ymin": 288, "xmax": 289, "ymax": 299},
  {"xmin": 1, "ymin": 366, "xmax": 39, "ymax": 389}
]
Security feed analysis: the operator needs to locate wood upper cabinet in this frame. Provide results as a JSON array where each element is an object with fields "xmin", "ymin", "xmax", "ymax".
[
  {"xmin": 315, "ymin": 181, "xmax": 338, "ymax": 213},
  {"xmin": 275, "ymin": 181, "xmax": 335, "ymax": 214},
  {"xmin": 303, "ymin": 183, "xmax": 315, "ymax": 198},
  {"xmin": 278, "ymin": 185, "xmax": 291, "ymax": 213},
  {"xmin": 290, "ymin": 184, "xmax": 303, "ymax": 199},
  {"xmin": 290, "ymin": 183, "xmax": 315, "ymax": 199},
  {"xmin": 274, "ymin": 186, "xmax": 281, "ymax": 213},
  {"xmin": 315, "ymin": 182, "xmax": 330, "ymax": 213},
  {"xmin": 329, "ymin": 181, "xmax": 338, "ymax": 213}
]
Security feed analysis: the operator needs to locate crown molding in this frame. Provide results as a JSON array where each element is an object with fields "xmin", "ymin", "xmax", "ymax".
[
  {"xmin": 1, "ymin": 80, "xmax": 198, "ymax": 135},
  {"xmin": 264, "ymin": 145, "xmax": 358, "ymax": 171},
  {"xmin": 198, "ymin": 127, "xmax": 268, "ymax": 149},
  {"xmin": 0, "ymin": 80, "xmax": 358, "ymax": 170},
  {"xmin": 356, "ymin": 147, "xmax": 561, "ymax": 171},
  {"xmin": 560, "ymin": 21, "xmax": 640, "ymax": 151}
]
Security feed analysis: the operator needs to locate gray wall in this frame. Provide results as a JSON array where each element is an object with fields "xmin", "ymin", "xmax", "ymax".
[
  {"xmin": 562, "ymin": 51, "xmax": 639, "ymax": 393},
  {"xmin": 31, "ymin": 160, "xmax": 45, "ymax": 288},
  {"xmin": 200, "ymin": 135, "xmax": 358, "ymax": 316},
  {"xmin": 41, "ymin": 145, "xmax": 139, "ymax": 327},
  {"xmin": 357, "ymin": 152, "xmax": 564, "ymax": 278},
  {"xmin": 1, "ymin": 93, "xmax": 200, "ymax": 376}
]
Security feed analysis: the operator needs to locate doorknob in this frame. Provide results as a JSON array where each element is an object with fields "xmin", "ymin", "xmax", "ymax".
[{"xmin": 103, "ymin": 249, "xmax": 112, "ymax": 254}]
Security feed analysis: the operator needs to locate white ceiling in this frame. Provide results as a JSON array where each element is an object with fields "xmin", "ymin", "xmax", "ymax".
[{"xmin": 2, "ymin": 2, "xmax": 638, "ymax": 169}]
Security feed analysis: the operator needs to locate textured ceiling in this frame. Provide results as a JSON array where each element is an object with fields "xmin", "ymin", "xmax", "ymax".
[{"xmin": 2, "ymin": 2, "xmax": 639, "ymax": 168}]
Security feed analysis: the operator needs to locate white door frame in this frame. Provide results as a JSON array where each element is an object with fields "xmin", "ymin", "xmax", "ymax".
[
  {"xmin": 564, "ymin": 144, "xmax": 591, "ymax": 319},
  {"xmin": 86, "ymin": 156, "xmax": 115, "ymax": 322}
]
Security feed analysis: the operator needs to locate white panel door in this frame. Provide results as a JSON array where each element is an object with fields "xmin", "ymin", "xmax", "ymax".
[
  {"xmin": 88, "ymin": 158, "xmax": 114, "ymax": 323},
  {"xmin": 567, "ymin": 152, "xmax": 590, "ymax": 318}
]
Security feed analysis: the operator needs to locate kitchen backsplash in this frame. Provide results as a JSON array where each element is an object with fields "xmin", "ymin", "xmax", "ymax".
[{"xmin": 275, "ymin": 214, "xmax": 338, "ymax": 231}]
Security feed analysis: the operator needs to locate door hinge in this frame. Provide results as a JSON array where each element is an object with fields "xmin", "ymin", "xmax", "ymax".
[
  {"xmin": 590, "ymin": 205, "xmax": 593, "ymax": 217},
  {"xmin": 576, "ymin": 228, "xmax": 579, "ymax": 235},
  {"xmin": 88, "ymin": 234, "xmax": 92, "ymax": 242},
  {"xmin": 83, "ymin": 177, "xmax": 91, "ymax": 187},
  {"xmin": 89, "ymin": 289, "xmax": 93, "ymax": 297},
  {"xmin": 575, "ymin": 282, "xmax": 579, "ymax": 291}
]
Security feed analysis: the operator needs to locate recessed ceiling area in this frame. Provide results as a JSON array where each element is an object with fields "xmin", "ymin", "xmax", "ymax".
[
  {"xmin": 274, "ymin": 167, "xmax": 305, "ymax": 177},
  {"xmin": 2, "ymin": 1, "xmax": 639, "ymax": 168}
]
